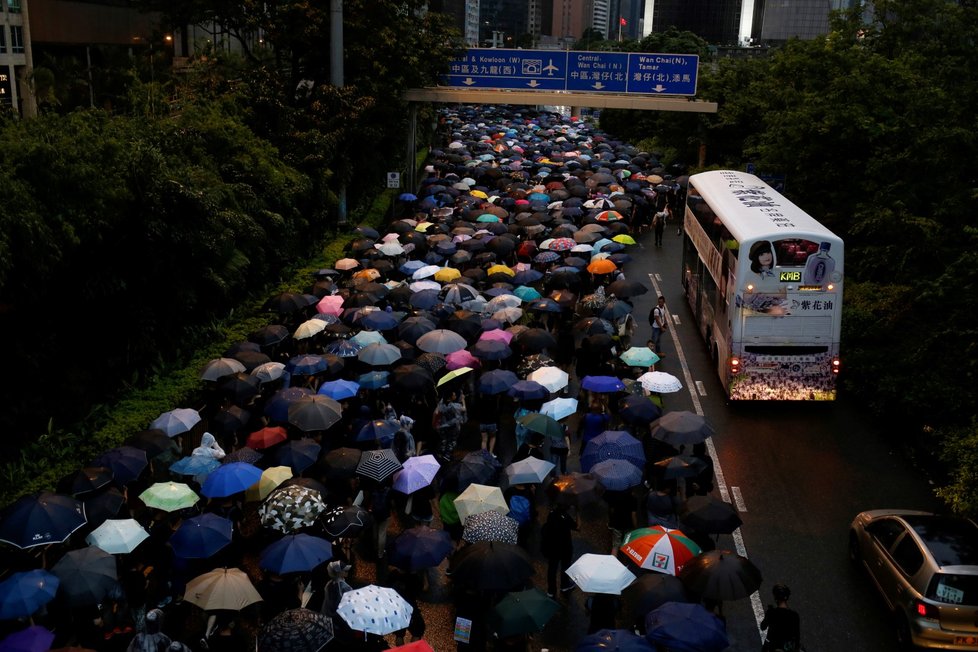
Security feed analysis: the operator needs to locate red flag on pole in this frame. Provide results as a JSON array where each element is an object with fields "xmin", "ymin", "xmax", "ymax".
[{"xmin": 620, "ymin": 17, "xmax": 627, "ymax": 26}]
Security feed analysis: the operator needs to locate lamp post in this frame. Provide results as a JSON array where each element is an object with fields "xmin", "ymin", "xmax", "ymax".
[{"xmin": 330, "ymin": 0, "xmax": 347, "ymax": 226}]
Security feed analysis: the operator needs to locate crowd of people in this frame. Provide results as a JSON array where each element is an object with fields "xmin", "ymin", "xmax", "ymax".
[{"xmin": 0, "ymin": 106, "xmax": 799, "ymax": 652}]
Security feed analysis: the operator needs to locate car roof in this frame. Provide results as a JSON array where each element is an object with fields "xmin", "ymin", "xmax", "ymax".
[{"xmin": 902, "ymin": 514, "xmax": 978, "ymax": 567}]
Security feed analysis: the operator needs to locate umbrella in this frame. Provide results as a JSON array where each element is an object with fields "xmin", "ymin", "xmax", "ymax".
[
  {"xmin": 81, "ymin": 487, "xmax": 125, "ymax": 529},
  {"xmin": 470, "ymin": 339, "xmax": 512, "ymax": 360},
  {"xmin": 358, "ymin": 370, "xmax": 390, "ymax": 389},
  {"xmin": 222, "ymin": 446, "xmax": 263, "ymax": 466},
  {"xmin": 337, "ymin": 585, "xmax": 413, "ymax": 635},
  {"xmin": 51, "ymin": 547, "xmax": 117, "ymax": 606},
  {"xmin": 488, "ymin": 588, "xmax": 559, "ymax": 638},
  {"xmin": 678, "ymin": 550, "xmax": 763, "ymax": 601},
  {"xmin": 441, "ymin": 451, "xmax": 501, "ymax": 493},
  {"xmin": 270, "ymin": 439, "xmax": 322, "ymax": 474},
  {"xmin": 246, "ymin": 466, "xmax": 294, "ymax": 502},
  {"xmin": 123, "ymin": 429, "xmax": 173, "ymax": 459},
  {"xmin": 548, "ymin": 472, "xmax": 605, "ymax": 507},
  {"xmin": 0, "ymin": 570, "xmax": 59, "ymax": 620},
  {"xmin": 417, "ymin": 329, "xmax": 467, "ymax": 354},
  {"xmin": 260, "ymin": 485, "xmax": 327, "ymax": 534},
  {"xmin": 321, "ymin": 447, "xmax": 362, "ymax": 479},
  {"xmin": 504, "ymin": 457, "xmax": 556, "ymax": 485},
  {"xmin": 350, "ymin": 329, "xmax": 386, "ymax": 347},
  {"xmin": 624, "ymin": 574, "xmax": 691, "ymax": 625},
  {"xmin": 650, "ymin": 412, "xmax": 716, "ymax": 447},
  {"xmin": 287, "ymin": 354, "xmax": 330, "ymax": 377},
  {"xmin": 293, "ymin": 319, "xmax": 327, "ymax": 341},
  {"xmin": 389, "ymin": 526, "xmax": 454, "ymax": 571},
  {"xmin": 92, "ymin": 446, "xmax": 148, "ymax": 485},
  {"xmin": 321, "ymin": 505, "xmax": 372, "ymax": 538},
  {"xmin": 589, "ymin": 459, "xmax": 643, "ymax": 490},
  {"xmin": 645, "ymin": 602, "xmax": 729, "ymax": 652},
  {"xmin": 0, "ymin": 626, "xmax": 54, "ymax": 652},
  {"xmin": 0, "ymin": 492, "xmax": 86, "ymax": 549},
  {"xmin": 150, "ymin": 408, "xmax": 201, "ymax": 438},
  {"xmin": 84, "ymin": 518, "xmax": 148, "ymax": 554},
  {"xmin": 478, "ymin": 369, "xmax": 519, "ymax": 395},
  {"xmin": 357, "ymin": 419, "xmax": 400, "ymax": 444},
  {"xmin": 392, "ymin": 455, "xmax": 441, "ymax": 495},
  {"xmin": 325, "ymin": 339, "xmax": 362, "ymax": 358},
  {"xmin": 638, "ymin": 371, "xmax": 683, "ymax": 394},
  {"xmin": 169, "ymin": 455, "xmax": 221, "ymax": 477},
  {"xmin": 620, "ymin": 347, "xmax": 660, "ymax": 368},
  {"xmin": 449, "ymin": 541, "xmax": 534, "ymax": 591},
  {"xmin": 265, "ymin": 387, "xmax": 314, "ymax": 422},
  {"xmin": 507, "ymin": 380, "xmax": 549, "ymax": 401},
  {"xmin": 246, "ymin": 426, "xmax": 288, "ymax": 450},
  {"xmin": 513, "ymin": 285, "xmax": 542, "ymax": 301},
  {"xmin": 170, "ymin": 513, "xmax": 233, "ymax": 558},
  {"xmin": 606, "ymin": 279, "xmax": 649, "ymax": 298},
  {"xmin": 259, "ymin": 608, "xmax": 333, "ymax": 652},
  {"xmin": 462, "ymin": 510, "xmax": 519, "ymax": 545},
  {"xmin": 453, "ymin": 483, "xmax": 509, "ymax": 523},
  {"xmin": 357, "ymin": 342, "xmax": 402, "ymax": 366},
  {"xmin": 541, "ymin": 397, "xmax": 578, "ymax": 421},
  {"xmin": 218, "ymin": 373, "xmax": 262, "ymax": 405},
  {"xmin": 566, "ymin": 553, "xmax": 636, "ymax": 595},
  {"xmin": 620, "ymin": 395, "xmax": 663, "ymax": 425},
  {"xmin": 439, "ymin": 283, "xmax": 480, "ymax": 306},
  {"xmin": 577, "ymin": 629, "xmax": 654, "ymax": 652},
  {"xmin": 317, "ymin": 379, "xmax": 360, "ymax": 401},
  {"xmin": 445, "ymin": 350, "xmax": 479, "ymax": 372},
  {"xmin": 653, "ymin": 455, "xmax": 706, "ymax": 480},
  {"xmin": 335, "ymin": 258, "xmax": 359, "ymax": 270},
  {"xmin": 252, "ymin": 361, "xmax": 287, "ymax": 384},
  {"xmin": 526, "ymin": 366, "xmax": 569, "ymax": 393},
  {"xmin": 265, "ymin": 292, "xmax": 313, "ymax": 314},
  {"xmin": 139, "ymin": 482, "xmax": 199, "ymax": 512},
  {"xmin": 581, "ymin": 430, "xmax": 646, "ymax": 472},
  {"xmin": 259, "ymin": 534, "xmax": 333, "ymax": 574},
  {"xmin": 433, "ymin": 267, "xmax": 461, "ymax": 283},
  {"xmin": 516, "ymin": 413, "xmax": 564, "ymax": 441},
  {"xmin": 620, "ymin": 526, "xmax": 702, "ymax": 576},
  {"xmin": 513, "ymin": 328, "xmax": 557, "ymax": 353},
  {"xmin": 356, "ymin": 449, "xmax": 403, "ymax": 483},
  {"xmin": 201, "ymin": 462, "xmax": 263, "ymax": 498},
  {"xmin": 184, "ymin": 568, "xmax": 263, "ymax": 611},
  {"xmin": 587, "ymin": 259, "xmax": 618, "ymax": 274},
  {"xmin": 288, "ymin": 395, "xmax": 343, "ymax": 432},
  {"xmin": 581, "ymin": 375, "xmax": 626, "ymax": 393},
  {"xmin": 679, "ymin": 495, "xmax": 743, "ymax": 535},
  {"xmin": 250, "ymin": 324, "xmax": 291, "ymax": 347}
]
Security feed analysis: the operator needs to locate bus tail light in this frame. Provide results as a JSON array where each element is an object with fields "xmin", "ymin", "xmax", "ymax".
[
  {"xmin": 729, "ymin": 357, "xmax": 740, "ymax": 374},
  {"xmin": 831, "ymin": 357, "xmax": 841, "ymax": 374}
]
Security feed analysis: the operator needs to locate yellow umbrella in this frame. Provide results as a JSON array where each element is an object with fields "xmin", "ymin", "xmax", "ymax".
[
  {"xmin": 453, "ymin": 483, "xmax": 509, "ymax": 523},
  {"xmin": 434, "ymin": 267, "xmax": 462, "ymax": 283},
  {"xmin": 486, "ymin": 264, "xmax": 515, "ymax": 277},
  {"xmin": 415, "ymin": 222, "xmax": 436, "ymax": 232},
  {"xmin": 612, "ymin": 234, "xmax": 637, "ymax": 245},
  {"xmin": 470, "ymin": 189, "xmax": 488, "ymax": 199},
  {"xmin": 184, "ymin": 568, "xmax": 263, "ymax": 611},
  {"xmin": 245, "ymin": 466, "xmax": 293, "ymax": 502}
]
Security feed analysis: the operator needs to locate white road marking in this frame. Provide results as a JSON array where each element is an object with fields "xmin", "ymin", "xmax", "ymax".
[
  {"xmin": 648, "ymin": 272, "xmax": 767, "ymax": 638},
  {"xmin": 695, "ymin": 380, "xmax": 707, "ymax": 396},
  {"xmin": 731, "ymin": 486, "xmax": 747, "ymax": 512}
]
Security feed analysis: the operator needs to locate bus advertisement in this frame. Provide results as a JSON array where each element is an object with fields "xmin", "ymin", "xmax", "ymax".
[{"xmin": 681, "ymin": 170, "xmax": 843, "ymax": 400}]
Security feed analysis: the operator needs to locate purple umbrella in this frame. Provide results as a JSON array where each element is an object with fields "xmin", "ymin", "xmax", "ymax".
[{"xmin": 0, "ymin": 626, "xmax": 54, "ymax": 652}]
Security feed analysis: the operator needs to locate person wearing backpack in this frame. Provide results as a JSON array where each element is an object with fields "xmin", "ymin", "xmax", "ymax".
[
  {"xmin": 652, "ymin": 207, "xmax": 668, "ymax": 247},
  {"xmin": 649, "ymin": 295, "xmax": 668, "ymax": 357}
]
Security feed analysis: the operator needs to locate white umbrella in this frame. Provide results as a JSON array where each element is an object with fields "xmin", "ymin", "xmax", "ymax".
[
  {"xmin": 200, "ymin": 358, "xmax": 246, "ymax": 382},
  {"xmin": 453, "ymin": 483, "xmax": 509, "ymax": 523},
  {"xmin": 486, "ymin": 294, "xmax": 522, "ymax": 311},
  {"xmin": 638, "ymin": 371, "xmax": 684, "ymax": 394},
  {"xmin": 566, "ymin": 553, "xmax": 636, "ymax": 595},
  {"xmin": 85, "ymin": 519, "xmax": 148, "ymax": 554},
  {"xmin": 541, "ymin": 397, "xmax": 578, "ymax": 421},
  {"xmin": 150, "ymin": 408, "xmax": 201, "ymax": 438},
  {"xmin": 528, "ymin": 366, "xmax": 569, "ymax": 393},
  {"xmin": 504, "ymin": 457, "xmax": 555, "ymax": 485},
  {"xmin": 293, "ymin": 319, "xmax": 327, "ymax": 341},
  {"xmin": 493, "ymin": 307, "xmax": 523, "ymax": 324},
  {"xmin": 184, "ymin": 568, "xmax": 263, "ymax": 611},
  {"xmin": 337, "ymin": 585, "xmax": 413, "ymax": 635},
  {"xmin": 409, "ymin": 280, "xmax": 441, "ymax": 292},
  {"xmin": 375, "ymin": 241, "xmax": 405, "ymax": 256},
  {"xmin": 412, "ymin": 265, "xmax": 441, "ymax": 280},
  {"xmin": 251, "ymin": 362, "xmax": 286, "ymax": 384}
]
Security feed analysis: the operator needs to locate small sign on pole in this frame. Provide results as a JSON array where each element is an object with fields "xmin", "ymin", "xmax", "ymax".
[{"xmin": 386, "ymin": 172, "xmax": 401, "ymax": 189}]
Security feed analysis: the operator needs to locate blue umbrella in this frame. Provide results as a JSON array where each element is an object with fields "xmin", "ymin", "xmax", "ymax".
[
  {"xmin": 201, "ymin": 462, "xmax": 263, "ymax": 498},
  {"xmin": 169, "ymin": 513, "xmax": 233, "ymax": 559},
  {"xmin": 533, "ymin": 251, "xmax": 560, "ymax": 264},
  {"xmin": 581, "ymin": 431, "xmax": 646, "ymax": 473},
  {"xmin": 259, "ymin": 534, "xmax": 333, "ymax": 574},
  {"xmin": 528, "ymin": 298, "xmax": 563, "ymax": 313},
  {"xmin": 360, "ymin": 311, "xmax": 400, "ymax": 331},
  {"xmin": 389, "ymin": 527, "xmax": 454, "ymax": 572},
  {"xmin": 92, "ymin": 446, "xmax": 149, "ymax": 485},
  {"xmin": 577, "ymin": 629, "xmax": 653, "ymax": 652},
  {"xmin": 272, "ymin": 440, "xmax": 322, "ymax": 474},
  {"xmin": 0, "ymin": 570, "xmax": 59, "ymax": 619},
  {"xmin": 265, "ymin": 387, "xmax": 315, "ymax": 423},
  {"xmin": 590, "ymin": 459, "xmax": 643, "ymax": 491},
  {"xmin": 471, "ymin": 340, "xmax": 513, "ymax": 360},
  {"xmin": 400, "ymin": 260, "xmax": 425, "ymax": 275},
  {"xmin": 325, "ymin": 339, "xmax": 363, "ymax": 358},
  {"xmin": 512, "ymin": 270, "xmax": 544, "ymax": 285},
  {"xmin": 513, "ymin": 285, "xmax": 542, "ymax": 301},
  {"xmin": 398, "ymin": 193, "xmax": 418, "ymax": 202},
  {"xmin": 318, "ymin": 379, "xmax": 360, "ymax": 401},
  {"xmin": 581, "ymin": 375, "xmax": 626, "ymax": 393},
  {"xmin": 0, "ymin": 492, "xmax": 86, "ymax": 550},
  {"xmin": 507, "ymin": 380, "xmax": 550, "ymax": 401},
  {"xmin": 0, "ymin": 626, "xmax": 54, "ymax": 652},
  {"xmin": 357, "ymin": 419, "xmax": 400, "ymax": 444},
  {"xmin": 357, "ymin": 370, "xmax": 390, "ymax": 389},
  {"xmin": 620, "ymin": 394, "xmax": 663, "ymax": 425},
  {"xmin": 170, "ymin": 455, "xmax": 221, "ymax": 477},
  {"xmin": 287, "ymin": 354, "xmax": 329, "ymax": 377},
  {"xmin": 645, "ymin": 602, "xmax": 729, "ymax": 652},
  {"xmin": 478, "ymin": 369, "xmax": 519, "ymax": 395}
]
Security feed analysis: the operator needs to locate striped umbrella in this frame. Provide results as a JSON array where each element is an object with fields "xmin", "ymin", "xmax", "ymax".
[
  {"xmin": 356, "ymin": 449, "xmax": 403, "ymax": 483},
  {"xmin": 620, "ymin": 526, "xmax": 702, "ymax": 575}
]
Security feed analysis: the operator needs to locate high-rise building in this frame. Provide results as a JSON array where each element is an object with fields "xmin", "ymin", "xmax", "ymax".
[
  {"xmin": 479, "ymin": 0, "xmax": 530, "ymax": 46},
  {"xmin": 438, "ymin": 0, "xmax": 481, "ymax": 46},
  {"xmin": 650, "ymin": 0, "xmax": 742, "ymax": 44},
  {"xmin": 591, "ymin": 0, "xmax": 610, "ymax": 38}
]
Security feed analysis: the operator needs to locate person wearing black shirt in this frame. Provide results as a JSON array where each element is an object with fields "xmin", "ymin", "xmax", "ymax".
[{"xmin": 761, "ymin": 584, "xmax": 801, "ymax": 651}]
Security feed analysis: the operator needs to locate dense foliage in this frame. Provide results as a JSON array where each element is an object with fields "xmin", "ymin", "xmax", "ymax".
[{"xmin": 601, "ymin": 2, "xmax": 978, "ymax": 511}]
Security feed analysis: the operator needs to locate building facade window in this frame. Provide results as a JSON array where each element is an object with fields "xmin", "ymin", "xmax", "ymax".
[
  {"xmin": 10, "ymin": 25, "xmax": 23, "ymax": 53},
  {"xmin": 0, "ymin": 28, "xmax": 6, "ymax": 53},
  {"xmin": 7, "ymin": 0, "xmax": 21, "ymax": 13}
]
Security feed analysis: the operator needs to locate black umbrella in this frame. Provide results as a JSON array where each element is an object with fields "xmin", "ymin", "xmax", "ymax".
[
  {"xmin": 218, "ymin": 373, "xmax": 262, "ymax": 406},
  {"xmin": 449, "ymin": 541, "xmax": 534, "ymax": 591},
  {"xmin": 288, "ymin": 395, "xmax": 343, "ymax": 432},
  {"xmin": 678, "ymin": 550, "xmax": 763, "ymax": 601},
  {"xmin": 232, "ymin": 349, "xmax": 273, "ymax": 371},
  {"xmin": 607, "ymin": 279, "xmax": 649, "ymax": 299},
  {"xmin": 273, "ymin": 440, "xmax": 322, "ymax": 474},
  {"xmin": 624, "ymin": 573, "xmax": 691, "ymax": 625},
  {"xmin": 398, "ymin": 316, "xmax": 437, "ymax": 345},
  {"xmin": 223, "ymin": 446, "xmax": 263, "ymax": 465},
  {"xmin": 653, "ymin": 455, "xmax": 706, "ymax": 480},
  {"xmin": 321, "ymin": 447, "xmax": 364, "ymax": 479},
  {"xmin": 124, "ymin": 429, "xmax": 174, "ymax": 458},
  {"xmin": 0, "ymin": 492, "xmax": 87, "ymax": 549},
  {"xmin": 441, "ymin": 450, "xmax": 502, "ymax": 492},
  {"xmin": 321, "ymin": 505, "xmax": 372, "ymax": 538},
  {"xmin": 547, "ymin": 472, "xmax": 606, "ymax": 507},
  {"xmin": 679, "ymin": 495, "xmax": 743, "ymax": 535},
  {"xmin": 250, "ymin": 325, "xmax": 290, "ymax": 347},
  {"xmin": 82, "ymin": 486, "xmax": 126, "ymax": 529},
  {"xmin": 57, "ymin": 467, "xmax": 114, "ymax": 497},
  {"xmin": 513, "ymin": 328, "xmax": 557, "ymax": 353},
  {"xmin": 259, "ymin": 608, "xmax": 334, "ymax": 652},
  {"xmin": 356, "ymin": 449, "xmax": 402, "ymax": 483},
  {"xmin": 92, "ymin": 446, "xmax": 149, "ymax": 485},
  {"xmin": 211, "ymin": 405, "xmax": 252, "ymax": 438},
  {"xmin": 264, "ymin": 292, "xmax": 313, "ymax": 315},
  {"xmin": 51, "ymin": 546, "xmax": 117, "ymax": 606}
]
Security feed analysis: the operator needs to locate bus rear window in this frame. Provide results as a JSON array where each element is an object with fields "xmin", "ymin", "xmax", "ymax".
[
  {"xmin": 773, "ymin": 239, "xmax": 819, "ymax": 267},
  {"xmin": 928, "ymin": 574, "xmax": 978, "ymax": 606}
]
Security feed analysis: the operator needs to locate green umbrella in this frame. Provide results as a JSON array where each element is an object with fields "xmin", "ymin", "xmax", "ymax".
[
  {"xmin": 437, "ymin": 366, "xmax": 473, "ymax": 387},
  {"xmin": 438, "ymin": 491, "xmax": 460, "ymax": 525},
  {"xmin": 516, "ymin": 412, "xmax": 564, "ymax": 440},
  {"xmin": 488, "ymin": 587, "xmax": 559, "ymax": 638},
  {"xmin": 139, "ymin": 482, "xmax": 200, "ymax": 512},
  {"xmin": 620, "ymin": 346, "xmax": 661, "ymax": 367}
]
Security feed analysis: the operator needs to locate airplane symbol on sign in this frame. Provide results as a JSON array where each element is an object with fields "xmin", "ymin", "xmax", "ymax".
[{"xmin": 543, "ymin": 60, "xmax": 559, "ymax": 76}]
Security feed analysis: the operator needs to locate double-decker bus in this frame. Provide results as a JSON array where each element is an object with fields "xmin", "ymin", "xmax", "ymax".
[{"xmin": 681, "ymin": 170, "xmax": 843, "ymax": 400}]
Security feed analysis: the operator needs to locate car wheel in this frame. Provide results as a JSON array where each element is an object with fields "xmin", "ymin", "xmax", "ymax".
[
  {"xmin": 848, "ymin": 531, "xmax": 861, "ymax": 564},
  {"xmin": 894, "ymin": 613, "xmax": 914, "ymax": 650}
]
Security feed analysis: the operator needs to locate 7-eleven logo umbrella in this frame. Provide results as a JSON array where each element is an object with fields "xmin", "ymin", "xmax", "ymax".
[{"xmin": 620, "ymin": 526, "xmax": 701, "ymax": 576}]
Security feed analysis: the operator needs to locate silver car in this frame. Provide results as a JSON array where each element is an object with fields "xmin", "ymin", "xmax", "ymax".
[{"xmin": 849, "ymin": 509, "xmax": 978, "ymax": 649}]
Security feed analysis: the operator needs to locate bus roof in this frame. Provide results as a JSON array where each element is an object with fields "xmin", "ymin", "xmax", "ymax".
[{"xmin": 688, "ymin": 170, "xmax": 842, "ymax": 245}]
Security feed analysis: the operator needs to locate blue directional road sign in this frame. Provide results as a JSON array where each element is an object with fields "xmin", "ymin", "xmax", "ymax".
[{"xmin": 442, "ymin": 49, "xmax": 699, "ymax": 96}]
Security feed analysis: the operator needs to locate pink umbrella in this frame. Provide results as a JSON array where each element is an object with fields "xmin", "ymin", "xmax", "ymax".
[
  {"xmin": 316, "ymin": 295, "xmax": 344, "ymax": 316},
  {"xmin": 479, "ymin": 329, "xmax": 514, "ymax": 344},
  {"xmin": 446, "ymin": 350, "xmax": 480, "ymax": 371}
]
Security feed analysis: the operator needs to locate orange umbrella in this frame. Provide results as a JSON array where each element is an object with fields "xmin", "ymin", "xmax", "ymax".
[{"xmin": 587, "ymin": 259, "xmax": 618, "ymax": 274}]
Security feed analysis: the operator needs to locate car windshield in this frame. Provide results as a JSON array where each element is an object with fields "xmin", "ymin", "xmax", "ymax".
[
  {"xmin": 904, "ymin": 515, "xmax": 978, "ymax": 566},
  {"xmin": 928, "ymin": 573, "xmax": 978, "ymax": 606}
]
